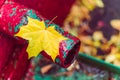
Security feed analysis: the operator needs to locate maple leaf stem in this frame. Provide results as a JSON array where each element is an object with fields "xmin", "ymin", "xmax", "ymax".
[{"xmin": 48, "ymin": 16, "xmax": 58, "ymax": 26}]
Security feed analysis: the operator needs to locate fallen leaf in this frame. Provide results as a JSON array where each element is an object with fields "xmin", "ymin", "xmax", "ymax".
[
  {"xmin": 41, "ymin": 64, "xmax": 53, "ymax": 74},
  {"xmin": 15, "ymin": 17, "xmax": 67, "ymax": 61},
  {"xmin": 110, "ymin": 19, "xmax": 120, "ymax": 31}
]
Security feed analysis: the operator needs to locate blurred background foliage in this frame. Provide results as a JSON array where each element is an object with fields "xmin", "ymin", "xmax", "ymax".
[{"xmin": 63, "ymin": 0, "xmax": 120, "ymax": 67}]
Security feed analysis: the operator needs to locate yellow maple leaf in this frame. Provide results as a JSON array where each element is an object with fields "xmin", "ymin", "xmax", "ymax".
[{"xmin": 15, "ymin": 17, "xmax": 67, "ymax": 61}]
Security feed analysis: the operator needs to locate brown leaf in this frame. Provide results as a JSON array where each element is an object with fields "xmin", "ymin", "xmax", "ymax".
[{"xmin": 41, "ymin": 64, "xmax": 53, "ymax": 74}]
